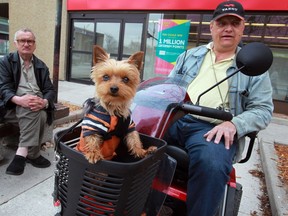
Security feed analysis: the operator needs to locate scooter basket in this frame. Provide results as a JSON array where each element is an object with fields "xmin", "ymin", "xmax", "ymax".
[{"xmin": 53, "ymin": 126, "xmax": 167, "ymax": 216}]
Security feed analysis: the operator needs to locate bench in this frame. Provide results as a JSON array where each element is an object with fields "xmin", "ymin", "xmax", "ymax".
[{"xmin": 0, "ymin": 103, "xmax": 69, "ymax": 138}]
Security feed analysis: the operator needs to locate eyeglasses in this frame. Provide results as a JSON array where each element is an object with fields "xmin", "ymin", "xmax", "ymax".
[{"xmin": 16, "ymin": 39, "xmax": 36, "ymax": 46}]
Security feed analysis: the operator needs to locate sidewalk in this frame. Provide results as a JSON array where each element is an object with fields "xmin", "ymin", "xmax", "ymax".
[{"xmin": 0, "ymin": 81, "xmax": 287, "ymax": 216}]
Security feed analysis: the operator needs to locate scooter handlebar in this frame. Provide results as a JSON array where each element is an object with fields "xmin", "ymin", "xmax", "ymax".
[{"xmin": 180, "ymin": 103, "xmax": 233, "ymax": 121}]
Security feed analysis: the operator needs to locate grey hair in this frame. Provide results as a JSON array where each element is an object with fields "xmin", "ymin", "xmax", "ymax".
[{"xmin": 14, "ymin": 28, "xmax": 36, "ymax": 42}]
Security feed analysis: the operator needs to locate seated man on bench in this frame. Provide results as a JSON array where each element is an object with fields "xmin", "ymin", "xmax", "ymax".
[{"xmin": 0, "ymin": 28, "xmax": 56, "ymax": 175}]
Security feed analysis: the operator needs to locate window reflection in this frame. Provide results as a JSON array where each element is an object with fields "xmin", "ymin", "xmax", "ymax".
[
  {"xmin": 0, "ymin": 18, "xmax": 9, "ymax": 57},
  {"xmin": 95, "ymin": 22, "xmax": 120, "ymax": 54},
  {"xmin": 71, "ymin": 21, "xmax": 95, "ymax": 82},
  {"xmin": 0, "ymin": 39, "xmax": 9, "ymax": 57},
  {"xmin": 269, "ymin": 48, "xmax": 288, "ymax": 101},
  {"xmin": 144, "ymin": 14, "xmax": 161, "ymax": 80},
  {"xmin": 123, "ymin": 23, "xmax": 143, "ymax": 56},
  {"xmin": 264, "ymin": 16, "xmax": 288, "ymax": 46},
  {"xmin": 243, "ymin": 15, "xmax": 265, "ymax": 42},
  {"xmin": 73, "ymin": 22, "xmax": 94, "ymax": 52},
  {"xmin": 71, "ymin": 53, "xmax": 92, "ymax": 81}
]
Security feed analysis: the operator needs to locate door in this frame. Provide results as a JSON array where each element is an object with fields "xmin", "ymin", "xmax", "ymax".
[{"xmin": 68, "ymin": 13, "xmax": 147, "ymax": 84}]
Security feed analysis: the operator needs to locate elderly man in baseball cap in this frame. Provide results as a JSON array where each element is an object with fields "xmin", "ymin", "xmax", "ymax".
[{"xmin": 167, "ymin": 1, "xmax": 273, "ymax": 215}]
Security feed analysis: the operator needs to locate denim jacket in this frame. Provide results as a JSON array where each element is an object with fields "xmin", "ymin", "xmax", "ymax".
[{"xmin": 169, "ymin": 45, "xmax": 274, "ymax": 161}]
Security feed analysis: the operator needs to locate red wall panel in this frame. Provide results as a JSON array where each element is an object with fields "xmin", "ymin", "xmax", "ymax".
[{"xmin": 67, "ymin": 0, "xmax": 288, "ymax": 11}]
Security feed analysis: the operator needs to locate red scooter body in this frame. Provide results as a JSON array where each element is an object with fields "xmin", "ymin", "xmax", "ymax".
[{"xmin": 131, "ymin": 77, "xmax": 240, "ymax": 215}]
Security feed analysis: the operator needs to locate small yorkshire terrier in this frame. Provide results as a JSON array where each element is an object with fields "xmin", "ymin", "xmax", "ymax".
[{"xmin": 76, "ymin": 45, "xmax": 157, "ymax": 163}]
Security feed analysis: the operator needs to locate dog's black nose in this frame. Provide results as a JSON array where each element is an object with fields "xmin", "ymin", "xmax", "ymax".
[{"xmin": 110, "ymin": 86, "xmax": 119, "ymax": 94}]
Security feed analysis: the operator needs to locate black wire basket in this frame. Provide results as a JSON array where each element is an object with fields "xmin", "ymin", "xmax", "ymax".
[{"xmin": 53, "ymin": 124, "xmax": 167, "ymax": 216}]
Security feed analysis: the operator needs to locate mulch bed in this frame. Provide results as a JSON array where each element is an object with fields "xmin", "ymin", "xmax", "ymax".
[
  {"xmin": 58, "ymin": 101, "xmax": 82, "ymax": 112},
  {"xmin": 275, "ymin": 143, "xmax": 288, "ymax": 187},
  {"xmin": 273, "ymin": 113, "xmax": 288, "ymax": 188}
]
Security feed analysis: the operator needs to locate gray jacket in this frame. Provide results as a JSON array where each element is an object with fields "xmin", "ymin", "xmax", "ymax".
[{"xmin": 169, "ymin": 45, "xmax": 274, "ymax": 161}]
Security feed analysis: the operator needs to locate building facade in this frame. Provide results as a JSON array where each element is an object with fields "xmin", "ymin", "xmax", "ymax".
[{"xmin": 1, "ymin": 0, "xmax": 288, "ymax": 114}]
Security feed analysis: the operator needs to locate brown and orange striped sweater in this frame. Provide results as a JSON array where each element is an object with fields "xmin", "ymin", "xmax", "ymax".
[{"xmin": 76, "ymin": 99, "xmax": 136, "ymax": 160}]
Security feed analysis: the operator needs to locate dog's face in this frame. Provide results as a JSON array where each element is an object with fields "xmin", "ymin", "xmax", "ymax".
[{"xmin": 91, "ymin": 46, "xmax": 144, "ymax": 112}]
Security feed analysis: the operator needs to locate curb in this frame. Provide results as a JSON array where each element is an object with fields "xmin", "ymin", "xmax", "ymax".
[
  {"xmin": 271, "ymin": 116, "xmax": 288, "ymax": 126},
  {"xmin": 259, "ymin": 139, "xmax": 288, "ymax": 216}
]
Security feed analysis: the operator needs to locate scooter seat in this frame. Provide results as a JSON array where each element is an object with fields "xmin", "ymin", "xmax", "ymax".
[{"xmin": 166, "ymin": 145, "xmax": 189, "ymax": 171}]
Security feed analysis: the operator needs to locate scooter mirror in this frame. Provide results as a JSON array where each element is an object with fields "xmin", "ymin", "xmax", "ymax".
[{"xmin": 236, "ymin": 42, "xmax": 273, "ymax": 76}]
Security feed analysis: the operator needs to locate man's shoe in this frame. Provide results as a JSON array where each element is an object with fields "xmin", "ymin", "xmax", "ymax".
[
  {"xmin": 6, "ymin": 155, "xmax": 26, "ymax": 175},
  {"xmin": 26, "ymin": 155, "xmax": 51, "ymax": 168}
]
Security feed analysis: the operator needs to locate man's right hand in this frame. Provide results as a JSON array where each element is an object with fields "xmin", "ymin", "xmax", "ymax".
[{"xmin": 203, "ymin": 121, "xmax": 237, "ymax": 150}]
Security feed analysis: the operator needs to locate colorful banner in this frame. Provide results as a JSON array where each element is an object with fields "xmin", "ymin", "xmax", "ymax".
[{"xmin": 155, "ymin": 19, "xmax": 190, "ymax": 75}]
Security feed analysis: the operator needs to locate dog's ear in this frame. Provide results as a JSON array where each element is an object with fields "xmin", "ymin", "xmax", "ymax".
[
  {"xmin": 93, "ymin": 45, "xmax": 109, "ymax": 65},
  {"xmin": 127, "ymin": 51, "xmax": 144, "ymax": 71}
]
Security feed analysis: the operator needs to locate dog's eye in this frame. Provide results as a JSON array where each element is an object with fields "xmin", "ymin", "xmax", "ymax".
[
  {"xmin": 103, "ymin": 75, "xmax": 110, "ymax": 81},
  {"xmin": 122, "ymin": 77, "xmax": 129, "ymax": 83}
]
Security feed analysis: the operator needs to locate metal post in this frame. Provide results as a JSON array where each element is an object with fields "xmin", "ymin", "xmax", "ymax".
[{"xmin": 53, "ymin": 0, "xmax": 63, "ymax": 102}]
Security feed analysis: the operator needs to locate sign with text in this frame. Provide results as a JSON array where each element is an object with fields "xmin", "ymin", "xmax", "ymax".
[{"xmin": 155, "ymin": 19, "xmax": 190, "ymax": 75}]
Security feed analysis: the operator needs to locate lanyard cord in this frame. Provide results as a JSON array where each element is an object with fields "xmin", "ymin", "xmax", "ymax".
[{"xmin": 209, "ymin": 50, "xmax": 231, "ymax": 111}]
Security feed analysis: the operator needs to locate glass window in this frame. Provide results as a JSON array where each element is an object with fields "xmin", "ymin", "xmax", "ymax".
[
  {"xmin": 95, "ymin": 22, "xmax": 120, "ymax": 56},
  {"xmin": 196, "ymin": 14, "xmax": 213, "ymax": 46},
  {"xmin": 71, "ymin": 53, "xmax": 92, "ymax": 81},
  {"xmin": 68, "ymin": 15, "xmax": 146, "ymax": 83},
  {"xmin": 123, "ymin": 23, "xmax": 143, "ymax": 57},
  {"xmin": 144, "ymin": 13, "xmax": 198, "ymax": 80},
  {"xmin": 144, "ymin": 14, "xmax": 162, "ymax": 80},
  {"xmin": 144, "ymin": 13, "xmax": 211, "ymax": 80},
  {"xmin": 0, "ymin": 17, "xmax": 9, "ymax": 57},
  {"xmin": 73, "ymin": 21, "xmax": 95, "ymax": 52},
  {"xmin": 186, "ymin": 14, "xmax": 202, "ymax": 48},
  {"xmin": 243, "ymin": 15, "xmax": 266, "ymax": 43},
  {"xmin": 265, "ymin": 15, "xmax": 288, "ymax": 102},
  {"xmin": 71, "ymin": 21, "xmax": 95, "ymax": 82},
  {"xmin": 264, "ymin": 16, "xmax": 288, "ymax": 46},
  {"xmin": 0, "ymin": 39, "xmax": 9, "ymax": 58},
  {"xmin": 269, "ymin": 48, "xmax": 288, "ymax": 101}
]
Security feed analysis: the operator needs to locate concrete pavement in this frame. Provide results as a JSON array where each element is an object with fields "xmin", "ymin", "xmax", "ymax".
[{"xmin": 0, "ymin": 80, "xmax": 287, "ymax": 216}]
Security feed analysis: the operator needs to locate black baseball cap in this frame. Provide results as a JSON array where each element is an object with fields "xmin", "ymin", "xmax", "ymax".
[{"xmin": 212, "ymin": 1, "xmax": 245, "ymax": 21}]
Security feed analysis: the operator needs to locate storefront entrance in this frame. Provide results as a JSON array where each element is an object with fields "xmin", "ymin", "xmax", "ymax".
[{"xmin": 67, "ymin": 13, "xmax": 147, "ymax": 84}]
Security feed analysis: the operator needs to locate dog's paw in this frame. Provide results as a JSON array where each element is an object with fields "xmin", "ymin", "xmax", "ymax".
[
  {"xmin": 146, "ymin": 146, "xmax": 157, "ymax": 154},
  {"xmin": 85, "ymin": 152, "xmax": 103, "ymax": 164},
  {"xmin": 130, "ymin": 147, "xmax": 146, "ymax": 158},
  {"xmin": 131, "ymin": 146, "xmax": 157, "ymax": 158}
]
